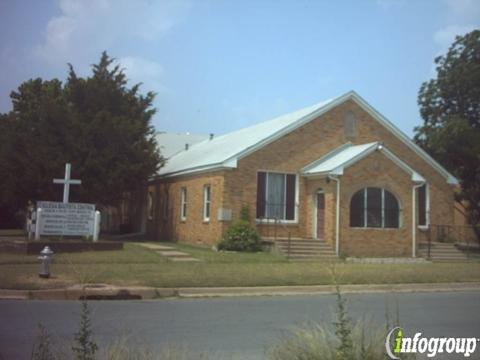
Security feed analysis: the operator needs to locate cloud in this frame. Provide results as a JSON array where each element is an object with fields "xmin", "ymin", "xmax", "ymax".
[
  {"xmin": 34, "ymin": 0, "xmax": 191, "ymax": 69},
  {"xmin": 433, "ymin": 24, "xmax": 478, "ymax": 51},
  {"xmin": 430, "ymin": 0, "xmax": 479, "ymax": 56},
  {"xmin": 116, "ymin": 56, "xmax": 167, "ymax": 94}
]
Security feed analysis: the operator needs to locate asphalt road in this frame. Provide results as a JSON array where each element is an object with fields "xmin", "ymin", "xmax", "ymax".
[{"xmin": 1, "ymin": 290, "xmax": 479, "ymax": 359}]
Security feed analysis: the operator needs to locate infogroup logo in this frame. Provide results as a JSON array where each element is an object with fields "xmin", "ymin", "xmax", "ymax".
[{"xmin": 385, "ymin": 327, "xmax": 479, "ymax": 359}]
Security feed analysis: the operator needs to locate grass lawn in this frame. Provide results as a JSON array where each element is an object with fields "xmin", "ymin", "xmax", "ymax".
[{"xmin": 0, "ymin": 242, "xmax": 479, "ymax": 290}]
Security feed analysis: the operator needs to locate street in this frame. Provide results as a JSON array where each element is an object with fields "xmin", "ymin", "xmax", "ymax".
[{"xmin": 1, "ymin": 290, "xmax": 479, "ymax": 359}]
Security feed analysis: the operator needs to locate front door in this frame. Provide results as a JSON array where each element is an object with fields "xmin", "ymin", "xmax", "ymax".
[{"xmin": 316, "ymin": 193, "xmax": 325, "ymax": 240}]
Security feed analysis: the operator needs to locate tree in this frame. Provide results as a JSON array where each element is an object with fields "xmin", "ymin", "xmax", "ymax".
[
  {"xmin": 414, "ymin": 29, "xmax": 480, "ymax": 232},
  {"xmin": 0, "ymin": 52, "xmax": 162, "ymax": 224}
]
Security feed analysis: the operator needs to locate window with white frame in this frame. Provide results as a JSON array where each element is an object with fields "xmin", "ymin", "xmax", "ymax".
[
  {"xmin": 180, "ymin": 187, "xmax": 187, "ymax": 220},
  {"xmin": 203, "ymin": 185, "xmax": 211, "ymax": 221},
  {"xmin": 256, "ymin": 171, "xmax": 296, "ymax": 220},
  {"xmin": 418, "ymin": 184, "xmax": 429, "ymax": 227},
  {"xmin": 350, "ymin": 187, "xmax": 400, "ymax": 228}
]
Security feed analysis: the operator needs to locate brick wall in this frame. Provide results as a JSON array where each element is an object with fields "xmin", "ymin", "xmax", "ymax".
[{"xmin": 147, "ymin": 171, "xmax": 226, "ymax": 246}]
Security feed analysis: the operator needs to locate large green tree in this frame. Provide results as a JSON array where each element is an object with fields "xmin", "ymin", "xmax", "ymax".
[
  {"xmin": 414, "ymin": 29, "xmax": 480, "ymax": 230},
  {"xmin": 0, "ymin": 52, "xmax": 162, "ymax": 226}
]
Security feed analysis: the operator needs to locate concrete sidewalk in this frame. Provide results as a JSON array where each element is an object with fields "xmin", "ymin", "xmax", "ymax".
[{"xmin": 1, "ymin": 282, "xmax": 479, "ymax": 300}]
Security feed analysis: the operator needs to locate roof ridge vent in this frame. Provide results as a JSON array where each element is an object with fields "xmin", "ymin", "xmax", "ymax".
[
  {"xmin": 209, "ymin": 133, "xmax": 214, "ymax": 140},
  {"xmin": 185, "ymin": 143, "xmax": 189, "ymax": 150}
]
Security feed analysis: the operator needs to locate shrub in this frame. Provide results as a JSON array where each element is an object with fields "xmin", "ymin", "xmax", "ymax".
[
  {"xmin": 239, "ymin": 205, "xmax": 250, "ymax": 222},
  {"xmin": 217, "ymin": 219, "xmax": 262, "ymax": 252}
]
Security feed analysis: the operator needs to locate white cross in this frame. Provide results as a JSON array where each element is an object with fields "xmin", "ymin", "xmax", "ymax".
[{"xmin": 53, "ymin": 163, "xmax": 82, "ymax": 203}]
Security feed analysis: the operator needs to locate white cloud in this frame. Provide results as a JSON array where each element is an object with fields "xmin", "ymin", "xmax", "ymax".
[
  {"xmin": 433, "ymin": 24, "xmax": 477, "ymax": 51},
  {"xmin": 117, "ymin": 56, "xmax": 167, "ymax": 94},
  {"xmin": 430, "ymin": 0, "xmax": 479, "ymax": 58},
  {"xmin": 34, "ymin": 0, "xmax": 191, "ymax": 73},
  {"xmin": 31, "ymin": 0, "xmax": 191, "ymax": 99}
]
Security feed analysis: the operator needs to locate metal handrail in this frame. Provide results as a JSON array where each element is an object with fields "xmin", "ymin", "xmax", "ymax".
[
  {"xmin": 257, "ymin": 213, "xmax": 293, "ymax": 259},
  {"xmin": 427, "ymin": 224, "xmax": 480, "ymax": 258}
]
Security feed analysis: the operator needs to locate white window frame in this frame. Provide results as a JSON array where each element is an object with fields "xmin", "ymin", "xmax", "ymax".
[
  {"xmin": 180, "ymin": 187, "xmax": 187, "ymax": 221},
  {"xmin": 256, "ymin": 170, "xmax": 299, "ymax": 224},
  {"xmin": 418, "ymin": 183, "xmax": 430, "ymax": 229},
  {"xmin": 203, "ymin": 184, "xmax": 211, "ymax": 222}
]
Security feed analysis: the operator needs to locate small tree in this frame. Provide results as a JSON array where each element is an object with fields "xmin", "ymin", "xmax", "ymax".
[{"xmin": 72, "ymin": 300, "xmax": 98, "ymax": 360}]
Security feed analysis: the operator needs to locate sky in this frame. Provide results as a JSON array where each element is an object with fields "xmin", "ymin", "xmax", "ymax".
[{"xmin": 0, "ymin": 0, "xmax": 478, "ymax": 137}]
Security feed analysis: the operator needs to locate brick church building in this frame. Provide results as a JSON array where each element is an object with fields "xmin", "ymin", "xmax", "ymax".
[{"xmin": 146, "ymin": 91, "xmax": 459, "ymax": 258}]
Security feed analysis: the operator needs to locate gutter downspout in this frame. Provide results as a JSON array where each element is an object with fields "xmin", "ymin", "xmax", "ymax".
[
  {"xmin": 328, "ymin": 175, "xmax": 341, "ymax": 257},
  {"xmin": 412, "ymin": 181, "xmax": 425, "ymax": 257}
]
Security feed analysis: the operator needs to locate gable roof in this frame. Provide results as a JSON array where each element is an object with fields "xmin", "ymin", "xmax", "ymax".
[
  {"xmin": 156, "ymin": 90, "xmax": 458, "ymax": 184},
  {"xmin": 302, "ymin": 142, "xmax": 425, "ymax": 183},
  {"xmin": 155, "ymin": 132, "xmax": 208, "ymax": 159}
]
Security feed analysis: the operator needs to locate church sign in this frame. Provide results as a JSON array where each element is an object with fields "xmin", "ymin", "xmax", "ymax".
[
  {"xmin": 31, "ymin": 163, "xmax": 101, "ymax": 241},
  {"xmin": 36, "ymin": 201, "xmax": 96, "ymax": 236}
]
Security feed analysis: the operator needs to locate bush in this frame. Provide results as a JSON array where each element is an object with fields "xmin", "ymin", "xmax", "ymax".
[{"xmin": 217, "ymin": 219, "xmax": 262, "ymax": 252}]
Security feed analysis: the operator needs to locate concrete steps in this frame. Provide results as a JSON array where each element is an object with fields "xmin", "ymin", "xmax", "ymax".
[
  {"xmin": 268, "ymin": 237, "xmax": 337, "ymax": 261},
  {"xmin": 418, "ymin": 242, "xmax": 470, "ymax": 262}
]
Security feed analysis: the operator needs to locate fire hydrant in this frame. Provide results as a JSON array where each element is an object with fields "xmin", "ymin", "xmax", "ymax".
[{"xmin": 38, "ymin": 246, "xmax": 54, "ymax": 278}]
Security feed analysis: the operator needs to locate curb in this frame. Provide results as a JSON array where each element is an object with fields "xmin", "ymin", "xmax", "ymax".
[{"xmin": 1, "ymin": 282, "xmax": 480, "ymax": 300}]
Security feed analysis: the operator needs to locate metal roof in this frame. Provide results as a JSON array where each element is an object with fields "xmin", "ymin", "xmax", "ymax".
[
  {"xmin": 302, "ymin": 142, "xmax": 426, "ymax": 182},
  {"xmin": 155, "ymin": 90, "xmax": 458, "ymax": 184},
  {"xmin": 155, "ymin": 132, "xmax": 208, "ymax": 159},
  {"xmin": 157, "ymin": 99, "xmax": 332, "ymax": 176}
]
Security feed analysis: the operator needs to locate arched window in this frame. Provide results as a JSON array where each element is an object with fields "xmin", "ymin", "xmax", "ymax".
[{"xmin": 350, "ymin": 187, "xmax": 400, "ymax": 228}]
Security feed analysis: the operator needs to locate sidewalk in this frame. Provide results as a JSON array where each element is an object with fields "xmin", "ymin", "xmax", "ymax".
[{"xmin": 1, "ymin": 282, "xmax": 479, "ymax": 300}]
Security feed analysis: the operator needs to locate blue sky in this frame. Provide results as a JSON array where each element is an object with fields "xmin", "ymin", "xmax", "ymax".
[{"xmin": 0, "ymin": 0, "xmax": 478, "ymax": 137}]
